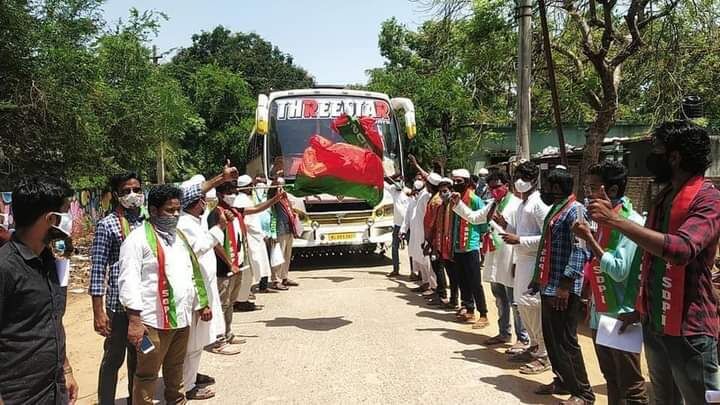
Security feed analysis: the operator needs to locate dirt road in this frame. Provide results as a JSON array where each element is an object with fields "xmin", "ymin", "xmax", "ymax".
[{"xmin": 67, "ymin": 253, "xmax": 643, "ymax": 404}]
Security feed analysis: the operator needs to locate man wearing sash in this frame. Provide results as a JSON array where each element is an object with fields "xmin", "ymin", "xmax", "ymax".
[
  {"xmin": 572, "ymin": 161, "xmax": 648, "ymax": 404},
  {"xmin": 451, "ymin": 171, "xmax": 529, "ymax": 349},
  {"xmin": 424, "ymin": 177, "xmax": 456, "ymax": 307},
  {"xmin": 589, "ymin": 121, "xmax": 720, "ymax": 404},
  {"xmin": 90, "ymin": 172, "xmax": 145, "ymax": 404},
  {"xmin": 178, "ymin": 177, "xmax": 232, "ymax": 400},
  {"xmin": 119, "ymin": 184, "xmax": 214, "ymax": 404},
  {"xmin": 531, "ymin": 168, "xmax": 594, "ymax": 405},
  {"xmin": 450, "ymin": 168, "xmax": 489, "ymax": 329}
]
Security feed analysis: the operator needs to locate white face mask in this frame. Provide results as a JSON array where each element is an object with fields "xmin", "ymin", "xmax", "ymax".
[
  {"xmin": 51, "ymin": 212, "xmax": 73, "ymax": 237},
  {"xmin": 119, "ymin": 192, "xmax": 144, "ymax": 209},
  {"xmin": 223, "ymin": 194, "xmax": 237, "ymax": 206},
  {"xmin": 413, "ymin": 180, "xmax": 425, "ymax": 191},
  {"xmin": 514, "ymin": 178, "xmax": 533, "ymax": 194}
]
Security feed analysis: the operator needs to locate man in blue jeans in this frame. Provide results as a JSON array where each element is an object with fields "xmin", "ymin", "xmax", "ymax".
[
  {"xmin": 590, "ymin": 121, "xmax": 720, "ymax": 405},
  {"xmin": 385, "ymin": 174, "xmax": 409, "ymax": 277}
]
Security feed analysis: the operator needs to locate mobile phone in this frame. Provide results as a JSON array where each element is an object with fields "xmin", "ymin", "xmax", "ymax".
[{"xmin": 140, "ymin": 334, "xmax": 155, "ymax": 354}]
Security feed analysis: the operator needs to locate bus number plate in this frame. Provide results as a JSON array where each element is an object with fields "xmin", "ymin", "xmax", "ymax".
[{"xmin": 328, "ymin": 232, "xmax": 356, "ymax": 241}]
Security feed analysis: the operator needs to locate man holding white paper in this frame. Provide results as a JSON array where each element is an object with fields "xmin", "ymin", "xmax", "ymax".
[{"xmin": 572, "ymin": 161, "xmax": 648, "ymax": 405}]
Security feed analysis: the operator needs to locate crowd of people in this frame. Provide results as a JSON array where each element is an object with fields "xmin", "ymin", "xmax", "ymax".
[
  {"xmin": 0, "ymin": 120, "xmax": 718, "ymax": 405},
  {"xmin": 388, "ymin": 121, "xmax": 720, "ymax": 405},
  {"xmin": 0, "ymin": 162, "xmax": 305, "ymax": 404}
]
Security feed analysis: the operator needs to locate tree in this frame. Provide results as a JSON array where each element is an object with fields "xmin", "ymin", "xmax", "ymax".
[
  {"xmin": 176, "ymin": 64, "xmax": 256, "ymax": 177},
  {"xmin": 547, "ymin": 0, "xmax": 680, "ymax": 190},
  {"xmin": 171, "ymin": 26, "xmax": 314, "ymax": 96}
]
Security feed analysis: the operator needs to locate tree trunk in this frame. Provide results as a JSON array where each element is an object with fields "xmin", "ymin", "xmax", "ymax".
[{"xmin": 579, "ymin": 106, "xmax": 616, "ymax": 198}]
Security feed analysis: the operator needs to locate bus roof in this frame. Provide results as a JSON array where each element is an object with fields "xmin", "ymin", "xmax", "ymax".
[{"xmin": 268, "ymin": 88, "xmax": 391, "ymax": 103}]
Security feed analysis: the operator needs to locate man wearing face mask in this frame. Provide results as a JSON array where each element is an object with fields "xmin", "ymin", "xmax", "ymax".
[
  {"xmin": 232, "ymin": 175, "xmax": 284, "ymax": 308},
  {"xmin": 589, "ymin": 121, "xmax": 720, "ymax": 404},
  {"xmin": 0, "ymin": 176, "xmax": 78, "ymax": 404},
  {"xmin": 90, "ymin": 172, "xmax": 145, "ymax": 404},
  {"xmin": 177, "ymin": 176, "xmax": 233, "ymax": 400},
  {"xmin": 571, "ymin": 161, "xmax": 648, "ymax": 405},
  {"xmin": 449, "ymin": 169, "xmax": 490, "ymax": 328},
  {"xmin": 384, "ymin": 173, "xmax": 410, "ymax": 277},
  {"xmin": 530, "ymin": 168, "xmax": 594, "ymax": 405},
  {"xmin": 402, "ymin": 178, "xmax": 436, "ymax": 294},
  {"xmin": 118, "ymin": 184, "xmax": 213, "ymax": 404},
  {"xmin": 425, "ymin": 177, "xmax": 456, "ymax": 306},
  {"xmin": 498, "ymin": 161, "xmax": 551, "ymax": 375},
  {"xmin": 451, "ymin": 171, "xmax": 529, "ymax": 350}
]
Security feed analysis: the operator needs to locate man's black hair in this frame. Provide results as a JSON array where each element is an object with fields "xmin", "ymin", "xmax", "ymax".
[
  {"xmin": 515, "ymin": 161, "xmax": 539, "ymax": 181},
  {"xmin": 216, "ymin": 182, "xmax": 236, "ymax": 194},
  {"xmin": 109, "ymin": 171, "xmax": 141, "ymax": 193},
  {"xmin": 487, "ymin": 171, "xmax": 511, "ymax": 185},
  {"xmin": 12, "ymin": 176, "xmax": 74, "ymax": 228},
  {"xmin": 546, "ymin": 168, "xmax": 574, "ymax": 196},
  {"xmin": 588, "ymin": 160, "xmax": 628, "ymax": 197},
  {"xmin": 147, "ymin": 184, "xmax": 182, "ymax": 209},
  {"xmin": 653, "ymin": 120, "xmax": 712, "ymax": 176}
]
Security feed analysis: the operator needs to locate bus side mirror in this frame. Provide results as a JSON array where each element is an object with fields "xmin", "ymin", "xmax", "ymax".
[
  {"xmin": 390, "ymin": 97, "xmax": 416, "ymax": 139},
  {"xmin": 256, "ymin": 94, "xmax": 269, "ymax": 135}
]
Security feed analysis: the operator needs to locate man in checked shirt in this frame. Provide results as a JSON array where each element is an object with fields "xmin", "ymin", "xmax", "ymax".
[{"xmin": 90, "ymin": 172, "xmax": 146, "ymax": 405}]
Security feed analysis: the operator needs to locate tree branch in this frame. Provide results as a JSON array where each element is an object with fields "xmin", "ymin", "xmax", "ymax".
[{"xmin": 638, "ymin": 0, "xmax": 680, "ymax": 29}]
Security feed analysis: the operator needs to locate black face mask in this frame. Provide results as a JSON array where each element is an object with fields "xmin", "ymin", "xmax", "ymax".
[
  {"xmin": 453, "ymin": 183, "xmax": 465, "ymax": 193},
  {"xmin": 540, "ymin": 191, "xmax": 557, "ymax": 206},
  {"xmin": 646, "ymin": 152, "xmax": 672, "ymax": 183}
]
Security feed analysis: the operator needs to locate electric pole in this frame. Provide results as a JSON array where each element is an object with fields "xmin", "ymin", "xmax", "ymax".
[
  {"xmin": 538, "ymin": 0, "xmax": 568, "ymax": 166},
  {"xmin": 152, "ymin": 45, "xmax": 166, "ymax": 184},
  {"xmin": 516, "ymin": 0, "xmax": 532, "ymax": 161},
  {"xmin": 516, "ymin": 0, "xmax": 532, "ymax": 160}
]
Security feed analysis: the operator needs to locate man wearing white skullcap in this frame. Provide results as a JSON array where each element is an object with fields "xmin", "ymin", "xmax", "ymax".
[{"xmin": 450, "ymin": 168, "xmax": 490, "ymax": 329}]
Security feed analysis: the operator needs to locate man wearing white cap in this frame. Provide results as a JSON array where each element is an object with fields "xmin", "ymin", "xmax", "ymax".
[
  {"xmin": 178, "ymin": 175, "xmax": 236, "ymax": 400},
  {"xmin": 233, "ymin": 175, "xmax": 283, "ymax": 309},
  {"xmin": 401, "ymin": 177, "xmax": 436, "ymax": 293},
  {"xmin": 450, "ymin": 168, "xmax": 489, "ymax": 328},
  {"xmin": 384, "ymin": 173, "xmax": 410, "ymax": 277}
]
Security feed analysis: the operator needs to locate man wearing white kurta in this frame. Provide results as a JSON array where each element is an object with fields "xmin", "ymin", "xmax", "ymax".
[
  {"xmin": 119, "ymin": 184, "xmax": 210, "ymax": 404},
  {"xmin": 451, "ymin": 171, "xmax": 529, "ymax": 349},
  {"xmin": 499, "ymin": 161, "xmax": 552, "ymax": 375},
  {"xmin": 401, "ymin": 179, "xmax": 435, "ymax": 291},
  {"xmin": 178, "ymin": 178, "xmax": 232, "ymax": 400},
  {"xmin": 234, "ymin": 175, "xmax": 283, "ymax": 309},
  {"xmin": 384, "ymin": 176, "xmax": 410, "ymax": 277}
]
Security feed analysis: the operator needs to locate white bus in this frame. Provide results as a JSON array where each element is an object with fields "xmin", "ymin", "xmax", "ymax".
[{"xmin": 246, "ymin": 87, "xmax": 417, "ymax": 257}]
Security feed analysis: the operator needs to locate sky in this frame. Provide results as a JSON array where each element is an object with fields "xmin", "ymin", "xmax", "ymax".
[{"xmin": 100, "ymin": 0, "xmax": 428, "ymax": 85}]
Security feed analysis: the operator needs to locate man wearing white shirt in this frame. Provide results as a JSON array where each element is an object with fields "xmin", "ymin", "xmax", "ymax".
[
  {"xmin": 232, "ymin": 175, "xmax": 283, "ymax": 309},
  {"xmin": 451, "ymin": 172, "xmax": 529, "ymax": 349},
  {"xmin": 402, "ymin": 179, "xmax": 435, "ymax": 292},
  {"xmin": 384, "ymin": 174, "xmax": 410, "ymax": 277},
  {"xmin": 178, "ymin": 177, "xmax": 234, "ymax": 401},
  {"xmin": 119, "ymin": 185, "xmax": 212, "ymax": 404},
  {"xmin": 498, "ymin": 161, "xmax": 552, "ymax": 375}
]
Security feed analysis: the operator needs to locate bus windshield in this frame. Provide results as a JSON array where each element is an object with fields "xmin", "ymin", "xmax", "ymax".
[{"xmin": 267, "ymin": 96, "xmax": 402, "ymax": 180}]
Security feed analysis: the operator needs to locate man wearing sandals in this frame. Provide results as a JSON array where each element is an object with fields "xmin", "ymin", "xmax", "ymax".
[
  {"xmin": 571, "ymin": 161, "xmax": 648, "ymax": 405},
  {"xmin": 178, "ymin": 176, "xmax": 234, "ymax": 400},
  {"xmin": 449, "ymin": 169, "xmax": 490, "ymax": 329},
  {"xmin": 530, "ymin": 168, "xmax": 594, "ymax": 405},
  {"xmin": 450, "ymin": 171, "xmax": 530, "ymax": 348},
  {"xmin": 499, "ymin": 161, "xmax": 551, "ymax": 375}
]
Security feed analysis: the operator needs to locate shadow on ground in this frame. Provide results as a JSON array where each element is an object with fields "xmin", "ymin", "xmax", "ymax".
[
  {"xmin": 258, "ymin": 316, "xmax": 352, "ymax": 331},
  {"xmin": 298, "ymin": 275, "xmax": 354, "ymax": 283},
  {"xmin": 479, "ymin": 374, "xmax": 558, "ymax": 404}
]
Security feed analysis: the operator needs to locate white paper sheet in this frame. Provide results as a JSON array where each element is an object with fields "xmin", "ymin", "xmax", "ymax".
[
  {"xmin": 56, "ymin": 259, "xmax": 70, "ymax": 287},
  {"xmin": 595, "ymin": 314, "xmax": 643, "ymax": 354}
]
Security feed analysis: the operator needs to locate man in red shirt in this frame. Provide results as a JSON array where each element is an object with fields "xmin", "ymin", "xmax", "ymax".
[{"xmin": 589, "ymin": 121, "xmax": 720, "ymax": 405}]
